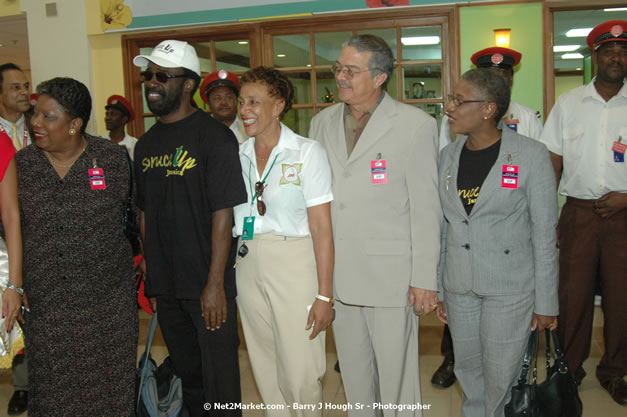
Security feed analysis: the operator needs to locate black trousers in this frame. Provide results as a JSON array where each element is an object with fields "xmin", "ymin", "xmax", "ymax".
[{"xmin": 157, "ymin": 296, "xmax": 242, "ymax": 417}]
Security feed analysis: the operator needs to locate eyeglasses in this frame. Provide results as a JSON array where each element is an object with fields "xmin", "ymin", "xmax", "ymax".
[
  {"xmin": 331, "ymin": 63, "xmax": 379, "ymax": 79},
  {"xmin": 446, "ymin": 94, "xmax": 488, "ymax": 107},
  {"xmin": 255, "ymin": 181, "xmax": 267, "ymax": 216},
  {"xmin": 140, "ymin": 70, "xmax": 186, "ymax": 84}
]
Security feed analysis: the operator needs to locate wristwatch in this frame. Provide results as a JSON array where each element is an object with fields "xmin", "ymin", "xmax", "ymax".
[
  {"xmin": 6, "ymin": 283, "xmax": 24, "ymax": 296},
  {"xmin": 316, "ymin": 294, "xmax": 335, "ymax": 304}
]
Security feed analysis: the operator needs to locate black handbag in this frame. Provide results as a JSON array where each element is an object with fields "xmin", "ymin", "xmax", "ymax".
[
  {"xmin": 123, "ymin": 151, "xmax": 142, "ymax": 256},
  {"xmin": 505, "ymin": 329, "xmax": 583, "ymax": 417}
]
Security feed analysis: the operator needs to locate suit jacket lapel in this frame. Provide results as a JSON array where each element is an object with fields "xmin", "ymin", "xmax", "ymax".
[
  {"xmin": 323, "ymin": 104, "xmax": 349, "ymax": 166},
  {"xmin": 444, "ymin": 137, "xmax": 469, "ymax": 220},
  {"xmin": 347, "ymin": 93, "xmax": 393, "ymax": 164}
]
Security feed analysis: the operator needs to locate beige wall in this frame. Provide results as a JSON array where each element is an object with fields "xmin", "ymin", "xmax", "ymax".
[{"xmin": 22, "ymin": 0, "xmax": 97, "ymax": 134}]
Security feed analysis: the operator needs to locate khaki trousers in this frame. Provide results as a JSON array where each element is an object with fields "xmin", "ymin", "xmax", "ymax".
[
  {"xmin": 333, "ymin": 302, "xmax": 422, "ymax": 417},
  {"xmin": 236, "ymin": 234, "xmax": 326, "ymax": 417}
]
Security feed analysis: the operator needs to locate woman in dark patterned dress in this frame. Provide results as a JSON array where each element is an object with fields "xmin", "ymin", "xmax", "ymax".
[{"xmin": 16, "ymin": 77, "xmax": 138, "ymax": 416}]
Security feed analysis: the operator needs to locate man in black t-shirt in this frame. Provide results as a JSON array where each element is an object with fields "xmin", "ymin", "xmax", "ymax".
[{"xmin": 133, "ymin": 40, "xmax": 247, "ymax": 417}]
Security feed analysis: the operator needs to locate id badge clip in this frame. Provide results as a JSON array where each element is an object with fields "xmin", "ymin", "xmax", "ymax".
[
  {"xmin": 501, "ymin": 164, "xmax": 519, "ymax": 189},
  {"xmin": 505, "ymin": 118, "xmax": 520, "ymax": 132},
  {"xmin": 242, "ymin": 216, "xmax": 255, "ymax": 240},
  {"xmin": 371, "ymin": 153, "xmax": 387, "ymax": 184},
  {"xmin": 88, "ymin": 168, "xmax": 106, "ymax": 190},
  {"xmin": 612, "ymin": 138, "xmax": 625, "ymax": 163}
]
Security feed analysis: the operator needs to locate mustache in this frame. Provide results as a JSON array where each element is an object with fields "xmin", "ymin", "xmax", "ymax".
[{"xmin": 336, "ymin": 80, "xmax": 351, "ymax": 88}]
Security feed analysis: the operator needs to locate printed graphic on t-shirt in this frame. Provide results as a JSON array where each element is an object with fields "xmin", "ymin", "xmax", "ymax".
[
  {"xmin": 140, "ymin": 145, "xmax": 197, "ymax": 177},
  {"xmin": 458, "ymin": 186, "xmax": 480, "ymax": 208},
  {"xmin": 280, "ymin": 163, "xmax": 302, "ymax": 186}
]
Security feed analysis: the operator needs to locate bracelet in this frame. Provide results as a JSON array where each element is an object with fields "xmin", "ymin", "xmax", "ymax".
[
  {"xmin": 6, "ymin": 283, "xmax": 24, "ymax": 296},
  {"xmin": 316, "ymin": 294, "xmax": 334, "ymax": 304}
]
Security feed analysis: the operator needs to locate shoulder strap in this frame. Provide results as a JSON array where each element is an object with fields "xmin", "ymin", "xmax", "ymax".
[
  {"xmin": 518, "ymin": 330, "xmax": 538, "ymax": 384},
  {"xmin": 136, "ymin": 312, "xmax": 158, "ymax": 411}
]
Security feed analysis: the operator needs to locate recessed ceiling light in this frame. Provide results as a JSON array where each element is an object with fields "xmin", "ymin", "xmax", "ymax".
[
  {"xmin": 566, "ymin": 28, "xmax": 592, "ymax": 38},
  {"xmin": 562, "ymin": 53, "xmax": 584, "ymax": 59},
  {"xmin": 575, "ymin": 68, "xmax": 582, "ymax": 71},
  {"xmin": 306, "ymin": 64, "xmax": 311, "ymax": 67},
  {"xmin": 276, "ymin": 54, "xmax": 286, "ymax": 58},
  {"xmin": 553, "ymin": 45, "xmax": 580, "ymax": 52},
  {"xmin": 400, "ymin": 36, "xmax": 440, "ymax": 46},
  {"xmin": 0, "ymin": 44, "xmax": 4, "ymax": 48},
  {"xmin": 604, "ymin": 7, "xmax": 627, "ymax": 12},
  {"xmin": 237, "ymin": 41, "xmax": 249, "ymax": 45}
]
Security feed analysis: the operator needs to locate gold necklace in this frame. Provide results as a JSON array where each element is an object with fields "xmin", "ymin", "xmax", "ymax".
[{"xmin": 45, "ymin": 137, "xmax": 88, "ymax": 169}]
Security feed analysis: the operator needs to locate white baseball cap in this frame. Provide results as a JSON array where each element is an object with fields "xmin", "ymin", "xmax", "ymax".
[{"xmin": 133, "ymin": 40, "xmax": 200, "ymax": 76}]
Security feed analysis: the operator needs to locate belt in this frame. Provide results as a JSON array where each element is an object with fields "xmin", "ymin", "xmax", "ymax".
[{"xmin": 241, "ymin": 233, "xmax": 309, "ymax": 241}]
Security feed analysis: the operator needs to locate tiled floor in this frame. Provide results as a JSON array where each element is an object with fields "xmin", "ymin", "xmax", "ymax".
[{"xmin": 0, "ymin": 307, "xmax": 622, "ymax": 416}]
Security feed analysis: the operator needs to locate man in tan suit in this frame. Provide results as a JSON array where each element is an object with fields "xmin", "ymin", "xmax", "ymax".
[{"xmin": 309, "ymin": 35, "xmax": 441, "ymax": 416}]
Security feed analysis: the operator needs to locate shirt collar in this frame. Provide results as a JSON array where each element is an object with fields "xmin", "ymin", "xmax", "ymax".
[
  {"xmin": 584, "ymin": 77, "xmax": 627, "ymax": 101},
  {"xmin": 240, "ymin": 122, "xmax": 298, "ymax": 160},
  {"xmin": 0, "ymin": 114, "xmax": 25, "ymax": 129},
  {"xmin": 343, "ymin": 91, "xmax": 386, "ymax": 119}
]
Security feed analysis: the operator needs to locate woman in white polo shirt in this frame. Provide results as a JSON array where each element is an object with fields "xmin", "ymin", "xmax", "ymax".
[{"xmin": 234, "ymin": 67, "xmax": 334, "ymax": 416}]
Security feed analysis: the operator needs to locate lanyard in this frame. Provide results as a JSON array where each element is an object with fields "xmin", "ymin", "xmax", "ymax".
[
  {"xmin": 0, "ymin": 121, "xmax": 29, "ymax": 148},
  {"xmin": 247, "ymin": 152, "xmax": 279, "ymax": 213}
]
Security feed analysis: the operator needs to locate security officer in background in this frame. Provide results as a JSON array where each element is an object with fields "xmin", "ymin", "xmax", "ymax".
[
  {"xmin": 540, "ymin": 20, "xmax": 627, "ymax": 406},
  {"xmin": 438, "ymin": 47, "xmax": 543, "ymax": 152},
  {"xmin": 0, "ymin": 62, "xmax": 31, "ymax": 416},
  {"xmin": 200, "ymin": 70, "xmax": 248, "ymax": 143},
  {"xmin": 104, "ymin": 94, "xmax": 138, "ymax": 160},
  {"xmin": 432, "ymin": 46, "xmax": 544, "ymax": 389}
]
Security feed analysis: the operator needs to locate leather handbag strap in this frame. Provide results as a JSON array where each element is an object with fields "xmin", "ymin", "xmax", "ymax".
[
  {"xmin": 518, "ymin": 330, "xmax": 539, "ymax": 384},
  {"xmin": 137, "ymin": 312, "xmax": 159, "ymax": 410}
]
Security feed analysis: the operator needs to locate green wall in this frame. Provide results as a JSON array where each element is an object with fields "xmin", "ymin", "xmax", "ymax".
[{"xmin": 460, "ymin": 2, "xmax": 543, "ymax": 116}]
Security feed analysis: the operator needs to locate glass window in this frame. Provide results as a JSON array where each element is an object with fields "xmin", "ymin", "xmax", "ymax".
[
  {"xmin": 401, "ymin": 26, "xmax": 442, "ymax": 61},
  {"xmin": 314, "ymin": 31, "xmax": 352, "ymax": 66},
  {"xmin": 384, "ymin": 69, "xmax": 399, "ymax": 100},
  {"xmin": 215, "ymin": 40, "xmax": 251, "ymax": 72},
  {"xmin": 413, "ymin": 103, "xmax": 444, "ymax": 127},
  {"xmin": 285, "ymin": 72, "xmax": 312, "ymax": 105},
  {"xmin": 402, "ymin": 64, "xmax": 442, "ymax": 100},
  {"xmin": 316, "ymin": 69, "xmax": 338, "ymax": 105},
  {"xmin": 283, "ymin": 108, "xmax": 313, "ymax": 137},
  {"xmin": 273, "ymin": 35, "xmax": 310, "ymax": 68},
  {"xmin": 357, "ymin": 28, "xmax": 397, "ymax": 60}
]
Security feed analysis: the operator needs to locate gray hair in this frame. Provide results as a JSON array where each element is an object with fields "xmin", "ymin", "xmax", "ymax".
[
  {"xmin": 461, "ymin": 68, "xmax": 511, "ymax": 123},
  {"xmin": 344, "ymin": 34, "xmax": 394, "ymax": 89}
]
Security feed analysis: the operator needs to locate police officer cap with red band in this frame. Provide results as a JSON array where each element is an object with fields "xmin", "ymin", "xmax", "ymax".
[
  {"xmin": 105, "ymin": 95, "xmax": 135, "ymax": 122},
  {"xmin": 200, "ymin": 70, "xmax": 240, "ymax": 104},
  {"xmin": 471, "ymin": 47, "xmax": 522, "ymax": 70},
  {"xmin": 587, "ymin": 20, "xmax": 627, "ymax": 51}
]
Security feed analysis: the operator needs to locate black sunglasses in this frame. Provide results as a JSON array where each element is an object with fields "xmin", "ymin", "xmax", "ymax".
[
  {"xmin": 255, "ymin": 181, "xmax": 267, "ymax": 216},
  {"xmin": 140, "ymin": 70, "xmax": 186, "ymax": 84}
]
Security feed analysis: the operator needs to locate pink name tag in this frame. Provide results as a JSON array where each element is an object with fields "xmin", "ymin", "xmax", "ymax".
[
  {"xmin": 88, "ymin": 168, "xmax": 106, "ymax": 190},
  {"xmin": 501, "ymin": 164, "xmax": 519, "ymax": 189},
  {"xmin": 612, "ymin": 141, "xmax": 626, "ymax": 154},
  {"xmin": 371, "ymin": 159, "xmax": 387, "ymax": 184}
]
